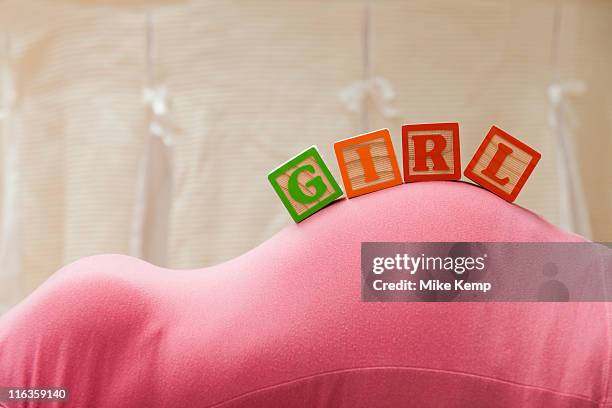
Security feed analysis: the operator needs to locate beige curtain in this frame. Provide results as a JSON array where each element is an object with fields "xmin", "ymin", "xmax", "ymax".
[{"xmin": 0, "ymin": 0, "xmax": 611, "ymax": 312}]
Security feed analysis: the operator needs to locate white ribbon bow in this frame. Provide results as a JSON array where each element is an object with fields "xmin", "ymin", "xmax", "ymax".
[
  {"xmin": 143, "ymin": 85, "xmax": 174, "ymax": 146},
  {"xmin": 338, "ymin": 77, "xmax": 399, "ymax": 118},
  {"xmin": 548, "ymin": 80, "xmax": 586, "ymax": 130}
]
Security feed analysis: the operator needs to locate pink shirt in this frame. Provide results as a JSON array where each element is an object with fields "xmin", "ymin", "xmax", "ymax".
[{"xmin": 1, "ymin": 181, "xmax": 610, "ymax": 407}]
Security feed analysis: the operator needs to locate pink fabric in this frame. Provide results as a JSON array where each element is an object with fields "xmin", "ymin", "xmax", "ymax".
[{"xmin": 0, "ymin": 181, "xmax": 610, "ymax": 407}]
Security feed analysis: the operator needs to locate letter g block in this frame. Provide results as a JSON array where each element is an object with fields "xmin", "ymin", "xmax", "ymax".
[{"xmin": 268, "ymin": 146, "xmax": 343, "ymax": 223}]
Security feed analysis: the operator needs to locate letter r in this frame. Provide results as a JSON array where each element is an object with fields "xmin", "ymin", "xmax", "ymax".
[
  {"xmin": 412, "ymin": 134, "xmax": 450, "ymax": 172},
  {"xmin": 402, "ymin": 123, "xmax": 461, "ymax": 182}
]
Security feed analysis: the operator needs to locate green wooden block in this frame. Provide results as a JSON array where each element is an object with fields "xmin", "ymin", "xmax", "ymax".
[{"xmin": 268, "ymin": 146, "xmax": 343, "ymax": 223}]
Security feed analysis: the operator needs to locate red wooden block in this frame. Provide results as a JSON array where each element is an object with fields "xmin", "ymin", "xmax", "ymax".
[
  {"xmin": 402, "ymin": 123, "xmax": 461, "ymax": 182},
  {"xmin": 464, "ymin": 126, "xmax": 541, "ymax": 202}
]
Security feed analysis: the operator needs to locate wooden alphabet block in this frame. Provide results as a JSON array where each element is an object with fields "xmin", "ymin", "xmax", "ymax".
[
  {"xmin": 402, "ymin": 122, "xmax": 461, "ymax": 182},
  {"xmin": 333, "ymin": 129, "xmax": 402, "ymax": 198},
  {"xmin": 464, "ymin": 126, "xmax": 541, "ymax": 202},
  {"xmin": 268, "ymin": 146, "xmax": 343, "ymax": 223}
]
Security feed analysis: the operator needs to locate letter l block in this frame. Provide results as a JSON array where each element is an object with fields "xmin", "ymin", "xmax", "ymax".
[
  {"xmin": 464, "ymin": 126, "xmax": 541, "ymax": 202},
  {"xmin": 268, "ymin": 146, "xmax": 343, "ymax": 223}
]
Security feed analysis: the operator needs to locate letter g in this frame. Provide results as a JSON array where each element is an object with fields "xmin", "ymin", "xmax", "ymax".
[{"xmin": 288, "ymin": 164, "xmax": 327, "ymax": 204}]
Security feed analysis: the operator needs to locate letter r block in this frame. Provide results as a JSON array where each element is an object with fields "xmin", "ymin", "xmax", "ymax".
[
  {"xmin": 268, "ymin": 146, "xmax": 343, "ymax": 223},
  {"xmin": 402, "ymin": 123, "xmax": 461, "ymax": 182},
  {"xmin": 334, "ymin": 129, "xmax": 403, "ymax": 198},
  {"xmin": 464, "ymin": 126, "xmax": 541, "ymax": 202}
]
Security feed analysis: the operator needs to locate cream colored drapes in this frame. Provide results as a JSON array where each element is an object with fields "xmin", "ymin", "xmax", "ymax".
[{"xmin": 0, "ymin": 0, "xmax": 611, "ymax": 312}]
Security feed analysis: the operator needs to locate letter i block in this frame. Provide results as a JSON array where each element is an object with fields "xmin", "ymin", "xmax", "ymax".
[
  {"xmin": 268, "ymin": 146, "xmax": 343, "ymax": 223},
  {"xmin": 464, "ymin": 126, "xmax": 541, "ymax": 202},
  {"xmin": 402, "ymin": 122, "xmax": 461, "ymax": 182},
  {"xmin": 333, "ymin": 129, "xmax": 403, "ymax": 198}
]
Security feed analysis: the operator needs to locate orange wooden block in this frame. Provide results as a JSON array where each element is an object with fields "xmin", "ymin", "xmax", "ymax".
[
  {"xmin": 334, "ymin": 129, "xmax": 402, "ymax": 198},
  {"xmin": 402, "ymin": 122, "xmax": 461, "ymax": 182},
  {"xmin": 464, "ymin": 125, "xmax": 541, "ymax": 202}
]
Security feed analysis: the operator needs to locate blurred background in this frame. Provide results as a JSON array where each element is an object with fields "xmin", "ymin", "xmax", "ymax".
[{"xmin": 0, "ymin": 0, "xmax": 610, "ymax": 312}]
